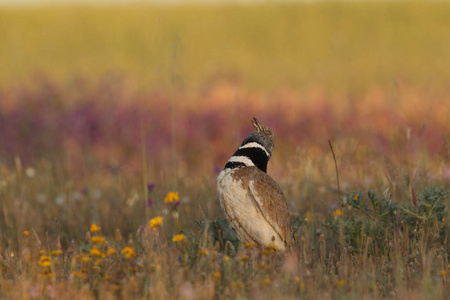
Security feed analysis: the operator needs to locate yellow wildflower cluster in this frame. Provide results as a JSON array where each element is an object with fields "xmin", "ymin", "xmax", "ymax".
[
  {"xmin": 90, "ymin": 246, "xmax": 105, "ymax": 258},
  {"xmin": 91, "ymin": 236, "xmax": 106, "ymax": 244},
  {"xmin": 260, "ymin": 249, "xmax": 272, "ymax": 255},
  {"xmin": 333, "ymin": 209, "xmax": 343, "ymax": 217},
  {"xmin": 164, "ymin": 191, "xmax": 180, "ymax": 203},
  {"xmin": 77, "ymin": 254, "xmax": 91, "ymax": 263},
  {"xmin": 198, "ymin": 249, "xmax": 209, "ymax": 256},
  {"xmin": 38, "ymin": 254, "xmax": 54, "ymax": 278},
  {"xmin": 22, "ymin": 230, "xmax": 30, "ymax": 237},
  {"xmin": 265, "ymin": 244, "xmax": 278, "ymax": 250},
  {"xmin": 149, "ymin": 216, "xmax": 163, "ymax": 228},
  {"xmin": 90, "ymin": 224, "xmax": 102, "ymax": 232},
  {"xmin": 69, "ymin": 225, "xmax": 119, "ymax": 276},
  {"xmin": 295, "ymin": 276, "xmax": 305, "ymax": 289},
  {"xmin": 240, "ymin": 255, "xmax": 249, "ymax": 262},
  {"xmin": 38, "ymin": 255, "xmax": 51, "ymax": 267},
  {"xmin": 121, "ymin": 246, "xmax": 136, "ymax": 259},
  {"xmin": 335, "ymin": 279, "xmax": 346, "ymax": 287},
  {"xmin": 50, "ymin": 250, "xmax": 62, "ymax": 256},
  {"xmin": 172, "ymin": 234, "xmax": 185, "ymax": 242},
  {"xmin": 243, "ymin": 241, "xmax": 255, "ymax": 248},
  {"xmin": 107, "ymin": 247, "xmax": 117, "ymax": 256}
]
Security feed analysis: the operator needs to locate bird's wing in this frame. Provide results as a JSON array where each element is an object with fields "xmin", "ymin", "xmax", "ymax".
[{"xmin": 244, "ymin": 168, "xmax": 293, "ymax": 246}]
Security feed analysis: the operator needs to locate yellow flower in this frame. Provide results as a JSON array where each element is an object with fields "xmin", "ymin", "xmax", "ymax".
[
  {"xmin": 223, "ymin": 255, "xmax": 230, "ymax": 263},
  {"xmin": 440, "ymin": 270, "xmax": 447, "ymax": 276},
  {"xmin": 94, "ymin": 259, "xmax": 102, "ymax": 266},
  {"xmin": 447, "ymin": 264, "xmax": 450, "ymax": 270},
  {"xmin": 257, "ymin": 264, "xmax": 266, "ymax": 269},
  {"xmin": 121, "ymin": 246, "xmax": 136, "ymax": 259},
  {"xmin": 240, "ymin": 255, "xmax": 249, "ymax": 262},
  {"xmin": 333, "ymin": 209, "xmax": 343, "ymax": 217},
  {"xmin": 91, "ymin": 236, "xmax": 106, "ymax": 244},
  {"xmin": 198, "ymin": 249, "xmax": 209, "ymax": 256},
  {"xmin": 261, "ymin": 277, "xmax": 271, "ymax": 285},
  {"xmin": 243, "ymin": 242, "xmax": 255, "ymax": 248},
  {"xmin": 90, "ymin": 246, "xmax": 103, "ymax": 257},
  {"xmin": 265, "ymin": 244, "xmax": 278, "ymax": 251},
  {"xmin": 212, "ymin": 272, "xmax": 222, "ymax": 279},
  {"xmin": 335, "ymin": 279, "xmax": 346, "ymax": 287},
  {"xmin": 294, "ymin": 276, "xmax": 305, "ymax": 289},
  {"xmin": 305, "ymin": 211, "xmax": 312, "ymax": 218},
  {"xmin": 172, "ymin": 234, "xmax": 185, "ymax": 242},
  {"xmin": 106, "ymin": 247, "xmax": 117, "ymax": 256},
  {"xmin": 82, "ymin": 256, "xmax": 91, "ymax": 263},
  {"xmin": 164, "ymin": 191, "xmax": 180, "ymax": 203},
  {"xmin": 90, "ymin": 224, "xmax": 101, "ymax": 232},
  {"xmin": 50, "ymin": 250, "xmax": 62, "ymax": 256},
  {"xmin": 38, "ymin": 255, "xmax": 51, "ymax": 267},
  {"xmin": 260, "ymin": 249, "xmax": 271, "ymax": 255},
  {"xmin": 149, "ymin": 216, "xmax": 163, "ymax": 228},
  {"xmin": 23, "ymin": 230, "xmax": 30, "ymax": 237}
]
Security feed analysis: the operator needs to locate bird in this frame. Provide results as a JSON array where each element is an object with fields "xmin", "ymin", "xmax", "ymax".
[{"xmin": 217, "ymin": 118, "xmax": 293, "ymax": 251}]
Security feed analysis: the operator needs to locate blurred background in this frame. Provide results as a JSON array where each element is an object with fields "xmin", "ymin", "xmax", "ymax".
[{"xmin": 0, "ymin": 0, "xmax": 449, "ymax": 238}]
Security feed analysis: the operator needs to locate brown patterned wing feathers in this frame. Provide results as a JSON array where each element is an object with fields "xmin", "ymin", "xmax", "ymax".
[{"xmin": 233, "ymin": 167, "xmax": 293, "ymax": 247}]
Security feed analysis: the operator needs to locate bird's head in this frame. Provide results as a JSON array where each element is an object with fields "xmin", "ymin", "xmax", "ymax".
[{"xmin": 242, "ymin": 118, "xmax": 275, "ymax": 156}]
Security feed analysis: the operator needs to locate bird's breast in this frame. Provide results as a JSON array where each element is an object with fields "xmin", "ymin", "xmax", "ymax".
[{"xmin": 217, "ymin": 169, "xmax": 247, "ymax": 217}]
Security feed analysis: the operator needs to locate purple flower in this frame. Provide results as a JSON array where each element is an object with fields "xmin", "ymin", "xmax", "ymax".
[
  {"xmin": 81, "ymin": 187, "xmax": 89, "ymax": 195},
  {"xmin": 144, "ymin": 198, "xmax": 153, "ymax": 207},
  {"xmin": 147, "ymin": 183, "xmax": 155, "ymax": 191},
  {"xmin": 173, "ymin": 201, "xmax": 181, "ymax": 207}
]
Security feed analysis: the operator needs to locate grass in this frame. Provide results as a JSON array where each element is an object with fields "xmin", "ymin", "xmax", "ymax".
[
  {"xmin": 0, "ymin": 80, "xmax": 449, "ymax": 299},
  {"xmin": 1, "ymin": 152, "xmax": 449, "ymax": 299},
  {"xmin": 0, "ymin": 1, "xmax": 450, "ymax": 299}
]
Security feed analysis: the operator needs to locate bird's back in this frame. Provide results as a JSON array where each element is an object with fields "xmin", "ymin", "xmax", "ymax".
[{"xmin": 217, "ymin": 166, "xmax": 293, "ymax": 250}]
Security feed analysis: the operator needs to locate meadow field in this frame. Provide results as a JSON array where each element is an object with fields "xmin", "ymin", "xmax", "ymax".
[{"xmin": 0, "ymin": 1, "xmax": 450, "ymax": 299}]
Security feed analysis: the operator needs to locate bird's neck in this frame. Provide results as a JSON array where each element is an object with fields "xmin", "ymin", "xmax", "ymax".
[{"xmin": 224, "ymin": 140, "xmax": 270, "ymax": 172}]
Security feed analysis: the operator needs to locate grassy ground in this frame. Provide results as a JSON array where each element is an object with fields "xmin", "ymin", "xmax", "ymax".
[{"xmin": 0, "ymin": 2, "xmax": 450, "ymax": 299}]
